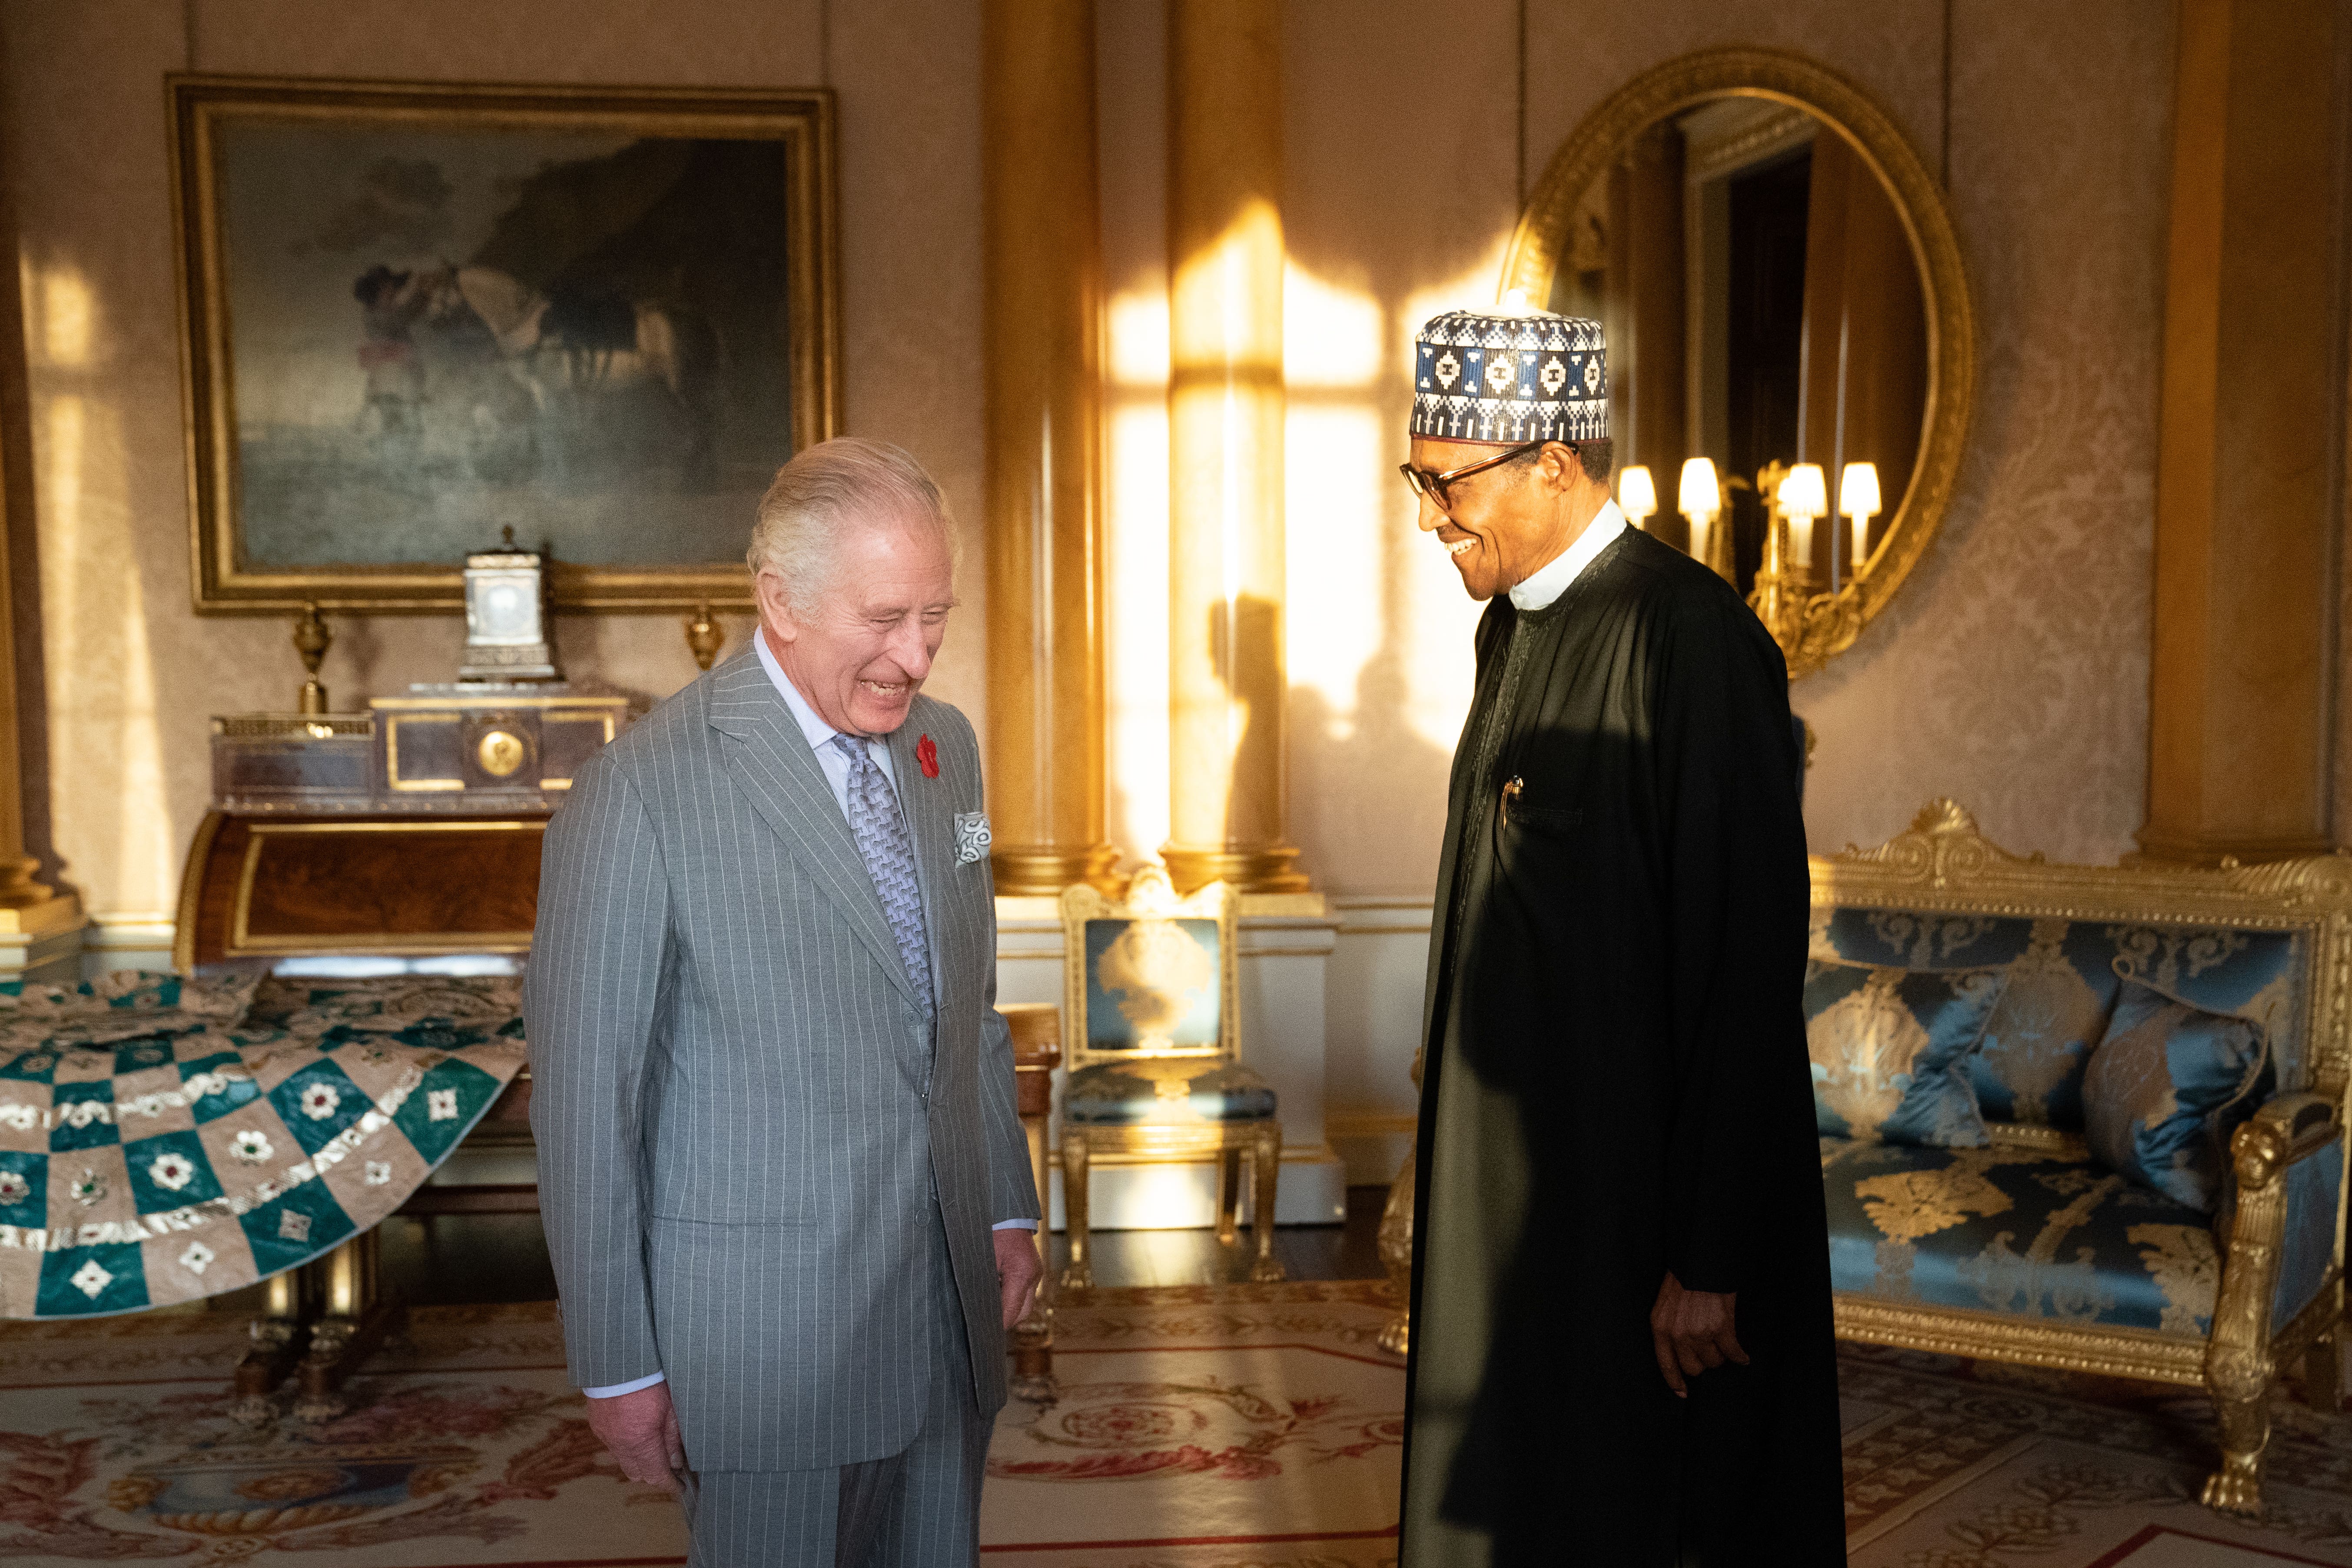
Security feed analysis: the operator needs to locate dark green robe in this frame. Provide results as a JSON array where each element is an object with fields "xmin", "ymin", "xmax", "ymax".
[{"xmin": 1401, "ymin": 526, "xmax": 1844, "ymax": 1566}]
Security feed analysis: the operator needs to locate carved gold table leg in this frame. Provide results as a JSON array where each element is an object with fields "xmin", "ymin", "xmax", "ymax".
[
  {"xmin": 231, "ymin": 1267, "xmax": 313, "ymax": 1426},
  {"xmin": 1247, "ymin": 1120, "xmax": 1285, "ymax": 1283},
  {"xmin": 1377, "ymin": 1141, "xmax": 1416, "ymax": 1356},
  {"xmin": 1060, "ymin": 1134, "xmax": 1094, "ymax": 1291},
  {"xmin": 289, "ymin": 1230, "xmax": 404, "ymax": 1422},
  {"xmin": 1003, "ymin": 1003, "xmax": 1061, "ymax": 1402}
]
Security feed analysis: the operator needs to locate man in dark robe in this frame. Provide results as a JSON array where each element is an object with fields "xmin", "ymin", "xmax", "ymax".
[{"xmin": 1397, "ymin": 308, "xmax": 1845, "ymax": 1565}]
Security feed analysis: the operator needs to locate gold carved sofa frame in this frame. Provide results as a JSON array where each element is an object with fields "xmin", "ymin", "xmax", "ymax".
[{"xmin": 1817, "ymin": 802, "xmax": 2348, "ymax": 1515}]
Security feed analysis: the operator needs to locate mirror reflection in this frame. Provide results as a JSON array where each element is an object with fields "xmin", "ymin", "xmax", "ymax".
[{"xmin": 1546, "ymin": 94, "xmax": 1927, "ymax": 597}]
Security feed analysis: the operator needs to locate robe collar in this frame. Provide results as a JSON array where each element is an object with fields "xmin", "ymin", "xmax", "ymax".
[{"xmin": 1509, "ymin": 499, "xmax": 1628, "ymax": 612}]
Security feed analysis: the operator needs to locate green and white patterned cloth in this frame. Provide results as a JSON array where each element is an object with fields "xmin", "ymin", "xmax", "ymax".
[{"xmin": 0, "ymin": 971, "xmax": 526, "ymax": 1318}]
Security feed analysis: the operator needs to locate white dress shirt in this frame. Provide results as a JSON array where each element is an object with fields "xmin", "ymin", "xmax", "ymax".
[
  {"xmin": 1508, "ymin": 499, "xmax": 1627, "ymax": 612},
  {"xmin": 583, "ymin": 636, "xmax": 1034, "ymax": 1402}
]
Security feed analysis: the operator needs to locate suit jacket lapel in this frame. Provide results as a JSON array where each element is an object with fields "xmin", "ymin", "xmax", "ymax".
[
  {"xmin": 705, "ymin": 654, "xmax": 925, "ymax": 1013},
  {"xmin": 884, "ymin": 715, "xmax": 955, "ymax": 1015}
]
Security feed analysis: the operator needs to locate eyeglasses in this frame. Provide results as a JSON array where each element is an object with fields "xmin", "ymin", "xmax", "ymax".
[{"xmin": 1397, "ymin": 441, "xmax": 1546, "ymax": 510}]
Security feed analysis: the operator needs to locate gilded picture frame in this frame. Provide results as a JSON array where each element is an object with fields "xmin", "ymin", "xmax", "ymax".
[{"xmin": 168, "ymin": 74, "xmax": 842, "ymax": 614}]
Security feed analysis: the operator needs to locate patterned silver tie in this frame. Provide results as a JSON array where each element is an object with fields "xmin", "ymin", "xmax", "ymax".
[{"xmin": 829, "ymin": 733, "xmax": 934, "ymax": 1022}]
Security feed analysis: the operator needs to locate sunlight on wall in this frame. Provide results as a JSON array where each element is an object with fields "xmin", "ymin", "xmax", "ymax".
[
  {"xmin": 33, "ymin": 265, "xmax": 173, "ymax": 921},
  {"xmin": 1112, "ymin": 259, "xmax": 1392, "ymax": 858},
  {"xmin": 1106, "ymin": 289, "xmax": 1172, "ymax": 386},
  {"xmin": 41, "ymin": 269, "xmax": 91, "ymax": 366},
  {"xmin": 1099, "ymin": 235, "xmax": 1515, "ymax": 881},
  {"xmin": 1283, "ymin": 404, "xmax": 1383, "ymax": 733},
  {"xmin": 1105, "ymin": 279, "xmax": 1173, "ymax": 862},
  {"xmin": 1284, "ymin": 265, "xmax": 1382, "ymax": 388},
  {"xmin": 1281, "ymin": 262, "xmax": 1386, "ymax": 737}
]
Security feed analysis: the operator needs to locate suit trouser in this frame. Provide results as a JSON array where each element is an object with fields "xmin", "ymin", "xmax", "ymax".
[{"xmin": 683, "ymin": 1215, "xmax": 992, "ymax": 1568}]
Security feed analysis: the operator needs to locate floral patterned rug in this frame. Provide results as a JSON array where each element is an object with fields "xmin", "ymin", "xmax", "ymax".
[
  {"xmin": 1841, "ymin": 1342, "xmax": 2352, "ymax": 1567},
  {"xmin": 0, "ymin": 1278, "xmax": 2342, "ymax": 1566},
  {"xmin": 0, "ymin": 1280, "xmax": 1405, "ymax": 1565},
  {"xmin": 982, "ymin": 1280, "xmax": 1403, "ymax": 1568}
]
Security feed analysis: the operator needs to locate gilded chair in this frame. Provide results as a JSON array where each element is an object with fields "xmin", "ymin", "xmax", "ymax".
[{"xmin": 1056, "ymin": 867, "xmax": 1284, "ymax": 1288}]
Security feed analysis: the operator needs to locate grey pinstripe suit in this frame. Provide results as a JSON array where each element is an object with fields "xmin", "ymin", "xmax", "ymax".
[{"xmin": 526, "ymin": 651, "xmax": 1038, "ymax": 1542}]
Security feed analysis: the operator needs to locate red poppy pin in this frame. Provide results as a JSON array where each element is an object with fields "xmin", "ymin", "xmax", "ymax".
[{"xmin": 916, "ymin": 733, "xmax": 939, "ymax": 779}]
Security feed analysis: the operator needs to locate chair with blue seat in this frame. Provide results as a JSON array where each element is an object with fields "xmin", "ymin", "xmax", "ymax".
[{"xmin": 1055, "ymin": 866, "xmax": 1284, "ymax": 1289}]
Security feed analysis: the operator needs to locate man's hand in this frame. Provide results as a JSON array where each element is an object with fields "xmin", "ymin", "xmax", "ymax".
[
  {"xmin": 584, "ymin": 1379, "xmax": 688, "ymax": 1493},
  {"xmin": 995, "ymin": 1226, "xmax": 1043, "ymax": 1329},
  {"xmin": 1650, "ymin": 1271, "xmax": 1748, "ymax": 1398}
]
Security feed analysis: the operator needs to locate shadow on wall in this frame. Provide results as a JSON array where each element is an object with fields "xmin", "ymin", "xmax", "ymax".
[
  {"xmin": 1211, "ymin": 592, "xmax": 1285, "ymax": 853},
  {"xmin": 1215, "ymin": 590, "xmax": 1456, "ymax": 896},
  {"xmin": 1290, "ymin": 651, "xmax": 1454, "ymax": 898}
]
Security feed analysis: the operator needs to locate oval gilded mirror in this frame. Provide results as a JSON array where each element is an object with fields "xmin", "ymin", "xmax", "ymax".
[{"xmin": 1501, "ymin": 49, "xmax": 1973, "ymax": 678}]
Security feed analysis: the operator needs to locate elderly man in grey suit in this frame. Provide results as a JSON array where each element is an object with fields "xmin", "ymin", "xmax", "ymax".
[{"xmin": 527, "ymin": 436, "xmax": 1044, "ymax": 1567}]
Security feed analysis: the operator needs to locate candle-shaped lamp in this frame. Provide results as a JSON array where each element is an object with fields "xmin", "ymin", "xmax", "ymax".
[
  {"xmin": 1678, "ymin": 457, "xmax": 1722, "ymax": 573},
  {"xmin": 1840, "ymin": 461, "xmax": 1881, "ymax": 575},
  {"xmin": 1777, "ymin": 462, "xmax": 1828, "ymax": 577},
  {"xmin": 1618, "ymin": 464, "xmax": 1656, "ymax": 530}
]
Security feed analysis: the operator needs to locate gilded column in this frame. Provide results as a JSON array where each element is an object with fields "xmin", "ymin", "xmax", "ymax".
[
  {"xmin": 1162, "ymin": 0, "xmax": 1306, "ymax": 894},
  {"xmin": 2142, "ymin": 0, "xmax": 2349, "ymax": 864},
  {"xmin": 0, "ymin": 95, "xmax": 74, "ymax": 958},
  {"xmin": 982, "ymin": 0, "xmax": 1118, "ymax": 894}
]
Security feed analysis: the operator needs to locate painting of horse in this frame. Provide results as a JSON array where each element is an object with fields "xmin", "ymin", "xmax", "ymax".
[{"xmin": 172, "ymin": 78, "xmax": 838, "ymax": 611}]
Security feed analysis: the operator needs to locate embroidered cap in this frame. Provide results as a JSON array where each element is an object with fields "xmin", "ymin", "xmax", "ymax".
[{"xmin": 1411, "ymin": 308, "xmax": 1607, "ymax": 444}]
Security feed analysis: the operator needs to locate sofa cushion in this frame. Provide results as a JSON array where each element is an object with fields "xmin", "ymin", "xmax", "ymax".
[
  {"xmin": 1805, "ymin": 961, "xmax": 2004, "ymax": 1147},
  {"xmin": 1814, "ymin": 908, "xmax": 2307, "ymax": 1097},
  {"xmin": 1063, "ymin": 1059, "xmax": 1276, "ymax": 1125},
  {"xmin": 1822, "ymin": 1138, "xmax": 2219, "ymax": 1335},
  {"xmin": 1967, "ymin": 930, "xmax": 2116, "ymax": 1130},
  {"xmin": 2082, "ymin": 977, "xmax": 2272, "ymax": 1213}
]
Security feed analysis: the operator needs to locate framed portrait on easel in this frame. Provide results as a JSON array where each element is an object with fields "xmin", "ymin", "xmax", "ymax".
[{"xmin": 168, "ymin": 75, "xmax": 840, "ymax": 614}]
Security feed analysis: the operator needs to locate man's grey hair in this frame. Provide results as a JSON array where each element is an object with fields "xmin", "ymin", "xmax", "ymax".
[{"xmin": 747, "ymin": 437, "xmax": 958, "ymax": 614}]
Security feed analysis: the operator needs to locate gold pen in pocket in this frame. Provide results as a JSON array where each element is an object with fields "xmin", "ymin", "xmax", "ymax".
[{"xmin": 1501, "ymin": 775, "xmax": 1523, "ymax": 824}]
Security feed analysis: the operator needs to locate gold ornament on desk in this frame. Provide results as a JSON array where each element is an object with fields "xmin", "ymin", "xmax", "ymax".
[
  {"xmin": 460, "ymin": 528, "xmax": 560, "ymax": 683},
  {"xmin": 683, "ymin": 602, "xmax": 727, "ymax": 671},
  {"xmin": 291, "ymin": 603, "xmax": 332, "ymax": 716}
]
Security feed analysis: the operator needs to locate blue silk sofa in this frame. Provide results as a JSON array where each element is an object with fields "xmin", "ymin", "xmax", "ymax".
[{"xmin": 1813, "ymin": 801, "xmax": 2349, "ymax": 1515}]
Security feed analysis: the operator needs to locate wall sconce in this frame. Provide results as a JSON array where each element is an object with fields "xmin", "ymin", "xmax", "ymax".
[
  {"xmin": 1840, "ymin": 461, "xmax": 1881, "ymax": 572},
  {"xmin": 1776, "ymin": 462, "xmax": 1828, "ymax": 579},
  {"xmin": 1751, "ymin": 458, "xmax": 1861, "ymax": 674},
  {"xmin": 1677, "ymin": 457, "xmax": 1732, "ymax": 584},
  {"xmin": 1618, "ymin": 464, "xmax": 1656, "ymax": 530}
]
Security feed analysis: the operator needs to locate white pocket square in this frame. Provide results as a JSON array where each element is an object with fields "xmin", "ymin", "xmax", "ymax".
[{"xmin": 953, "ymin": 811, "xmax": 992, "ymax": 865}]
